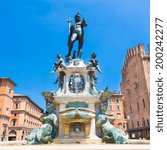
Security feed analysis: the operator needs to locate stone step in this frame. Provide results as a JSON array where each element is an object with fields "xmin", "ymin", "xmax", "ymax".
[{"xmin": 53, "ymin": 138, "xmax": 102, "ymax": 144}]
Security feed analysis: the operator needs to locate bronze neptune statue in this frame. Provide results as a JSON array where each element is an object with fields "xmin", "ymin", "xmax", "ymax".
[{"xmin": 66, "ymin": 12, "xmax": 87, "ymax": 60}]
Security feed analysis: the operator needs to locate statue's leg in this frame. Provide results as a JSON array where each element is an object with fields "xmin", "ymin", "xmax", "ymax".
[
  {"xmin": 67, "ymin": 33, "xmax": 77, "ymax": 57},
  {"xmin": 67, "ymin": 35, "xmax": 72, "ymax": 57},
  {"xmin": 78, "ymin": 35, "xmax": 84, "ymax": 58},
  {"xmin": 67, "ymin": 41, "xmax": 73, "ymax": 57}
]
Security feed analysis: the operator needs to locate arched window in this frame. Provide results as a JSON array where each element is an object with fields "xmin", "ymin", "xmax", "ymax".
[{"xmin": 8, "ymin": 130, "xmax": 17, "ymax": 141}]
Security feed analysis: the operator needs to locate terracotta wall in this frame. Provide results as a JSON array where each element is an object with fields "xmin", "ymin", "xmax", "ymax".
[
  {"xmin": 120, "ymin": 44, "xmax": 150, "ymax": 139},
  {"xmin": 105, "ymin": 94, "xmax": 127, "ymax": 131},
  {"xmin": 0, "ymin": 78, "xmax": 43, "ymax": 141}
]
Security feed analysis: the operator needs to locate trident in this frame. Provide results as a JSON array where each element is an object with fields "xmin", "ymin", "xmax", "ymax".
[{"xmin": 67, "ymin": 17, "xmax": 72, "ymax": 35}]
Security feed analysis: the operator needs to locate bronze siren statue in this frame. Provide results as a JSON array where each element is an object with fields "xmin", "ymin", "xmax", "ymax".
[{"xmin": 66, "ymin": 12, "xmax": 87, "ymax": 60}]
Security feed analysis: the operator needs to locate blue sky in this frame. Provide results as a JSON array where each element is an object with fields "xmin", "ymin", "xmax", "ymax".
[{"xmin": 0, "ymin": 0, "xmax": 150, "ymax": 110}]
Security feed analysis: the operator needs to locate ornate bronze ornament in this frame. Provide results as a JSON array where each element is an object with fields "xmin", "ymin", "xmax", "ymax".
[{"xmin": 69, "ymin": 73, "xmax": 85, "ymax": 93}]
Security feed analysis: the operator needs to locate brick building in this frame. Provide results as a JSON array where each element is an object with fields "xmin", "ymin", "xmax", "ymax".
[
  {"xmin": 120, "ymin": 44, "xmax": 150, "ymax": 139},
  {"xmin": 0, "ymin": 78, "xmax": 43, "ymax": 141},
  {"xmin": 105, "ymin": 93, "xmax": 127, "ymax": 131}
]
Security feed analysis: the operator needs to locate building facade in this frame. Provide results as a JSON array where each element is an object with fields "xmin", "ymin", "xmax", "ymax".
[
  {"xmin": 0, "ymin": 78, "xmax": 43, "ymax": 141},
  {"xmin": 105, "ymin": 93, "xmax": 127, "ymax": 131},
  {"xmin": 0, "ymin": 78, "xmax": 16, "ymax": 141},
  {"xmin": 120, "ymin": 44, "xmax": 150, "ymax": 139}
]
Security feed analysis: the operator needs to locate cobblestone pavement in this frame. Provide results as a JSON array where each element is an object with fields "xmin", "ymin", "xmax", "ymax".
[{"xmin": 0, "ymin": 144, "xmax": 149, "ymax": 150}]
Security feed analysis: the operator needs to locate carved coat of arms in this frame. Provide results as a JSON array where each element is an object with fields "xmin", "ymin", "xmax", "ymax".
[{"xmin": 69, "ymin": 73, "xmax": 85, "ymax": 93}]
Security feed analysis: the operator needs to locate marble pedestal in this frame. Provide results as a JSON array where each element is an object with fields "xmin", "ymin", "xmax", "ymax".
[{"xmin": 52, "ymin": 59, "xmax": 101, "ymax": 144}]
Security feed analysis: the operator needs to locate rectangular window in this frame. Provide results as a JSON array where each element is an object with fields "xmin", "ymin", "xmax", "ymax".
[
  {"xmin": 108, "ymin": 105, "xmax": 112, "ymax": 110},
  {"xmin": 2, "ymin": 124, "xmax": 7, "ymax": 132},
  {"xmin": 116, "ymin": 105, "xmax": 120, "ymax": 111},
  {"xmin": 6, "ymin": 108, "xmax": 9, "ymax": 115},
  {"xmin": 107, "ymin": 99, "xmax": 112, "ymax": 104},
  {"xmin": 132, "ymin": 121, "xmax": 134, "ymax": 128},
  {"xmin": 137, "ymin": 121, "xmax": 140, "ymax": 127},
  {"xmin": 127, "ymin": 122, "xmax": 129, "ymax": 128},
  {"xmin": 9, "ymin": 89, "xmax": 12, "ymax": 94},
  {"xmin": 127, "ymin": 88, "xmax": 131, "ymax": 94},
  {"xmin": 137, "ymin": 102, "xmax": 140, "ymax": 111},
  {"xmin": 134, "ymin": 82, "xmax": 140, "ymax": 88},
  {"xmin": 142, "ymin": 118, "xmax": 146, "ymax": 126},
  {"xmin": 15, "ymin": 103, "xmax": 18, "ymax": 109},
  {"xmin": 116, "ymin": 98, "xmax": 120, "ymax": 103},
  {"xmin": 12, "ymin": 120, "xmax": 16, "ymax": 126},
  {"xmin": 142, "ymin": 99, "xmax": 146, "ymax": 108}
]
